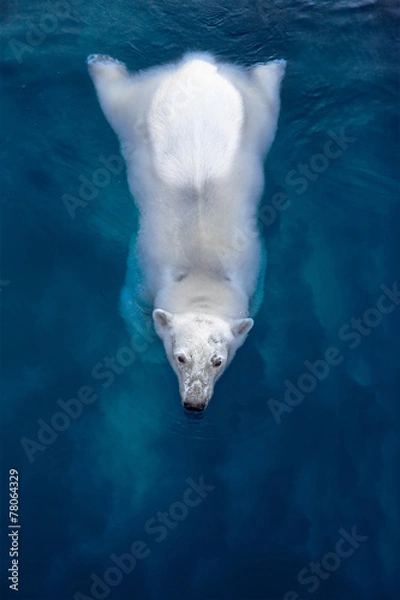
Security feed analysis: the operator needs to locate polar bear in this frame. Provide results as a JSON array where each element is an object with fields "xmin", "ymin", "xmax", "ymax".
[{"xmin": 88, "ymin": 52, "xmax": 285, "ymax": 411}]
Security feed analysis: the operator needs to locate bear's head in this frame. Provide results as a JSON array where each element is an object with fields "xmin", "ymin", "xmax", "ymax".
[{"xmin": 152, "ymin": 309, "xmax": 253, "ymax": 411}]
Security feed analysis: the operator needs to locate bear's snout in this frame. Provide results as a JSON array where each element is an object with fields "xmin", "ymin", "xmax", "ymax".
[
  {"xmin": 182, "ymin": 380, "xmax": 210, "ymax": 412},
  {"xmin": 183, "ymin": 401, "xmax": 206, "ymax": 412}
]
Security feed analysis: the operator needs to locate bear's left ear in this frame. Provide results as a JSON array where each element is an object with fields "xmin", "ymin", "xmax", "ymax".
[
  {"xmin": 153, "ymin": 309, "xmax": 173, "ymax": 330},
  {"xmin": 231, "ymin": 318, "xmax": 254, "ymax": 337}
]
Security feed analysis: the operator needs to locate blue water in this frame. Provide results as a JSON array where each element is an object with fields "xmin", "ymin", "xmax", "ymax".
[{"xmin": 1, "ymin": 1, "xmax": 399, "ymax": 599}]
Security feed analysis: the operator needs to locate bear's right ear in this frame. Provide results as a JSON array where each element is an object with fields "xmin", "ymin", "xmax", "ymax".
[
  {"xmin": 231, "ymin": 318, "xmax": 254, "ymax": 338},
  {"xmin": 152, "ymin": 309, "xmax": 173, "ymax": 330}
]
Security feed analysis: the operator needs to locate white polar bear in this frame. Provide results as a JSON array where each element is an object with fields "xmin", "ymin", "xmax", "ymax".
[{"xmin": 88, "ymin": 52, "xmax": 285, "ymax": 411}]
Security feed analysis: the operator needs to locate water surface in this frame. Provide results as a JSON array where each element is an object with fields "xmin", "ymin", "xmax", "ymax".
[{"xmin": 1, "ymin": 1, "xmax": 399, "ymax": 599}]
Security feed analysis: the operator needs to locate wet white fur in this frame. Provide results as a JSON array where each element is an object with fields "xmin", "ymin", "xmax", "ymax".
[{"xmin": 88, "ymin": 52, "xmax": 285, "ymax": 408}]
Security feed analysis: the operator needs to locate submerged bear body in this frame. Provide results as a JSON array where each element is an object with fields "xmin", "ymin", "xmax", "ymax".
[{"xmin": 88, "ymin": 52, "xmax": 285, "ymax": 410}]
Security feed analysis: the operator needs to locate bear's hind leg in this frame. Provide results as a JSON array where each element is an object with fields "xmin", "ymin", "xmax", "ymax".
[
  {"xmin": 87, "ymin": 54, "xmax": 137, "ymax": 136},
  {"xmin": 251, "ymin": 59, "xmax": 286, "ymax": 107},
  {"xmin": 87, "ymin": 54, "xmax": 129, "ymax": 83}
]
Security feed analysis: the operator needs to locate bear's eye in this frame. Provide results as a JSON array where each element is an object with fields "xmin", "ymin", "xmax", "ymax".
[
  {"xmin": 177, "ymin": 354, "xmax": 186, "ymax": 364},
  {"xmin": 213, "ymin": 358, "xmax": 222, "ymax": 368}
]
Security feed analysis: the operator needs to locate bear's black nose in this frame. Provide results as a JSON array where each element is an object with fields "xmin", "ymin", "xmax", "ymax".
[{"xmin": 183, "ymin": 402, "xmax": 205, "ymax": 412}]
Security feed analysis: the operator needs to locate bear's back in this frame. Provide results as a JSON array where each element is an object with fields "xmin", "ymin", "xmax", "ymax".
[{"xmin": 148, "ymin": 58, "xmax": 245, "ymax": 190}]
